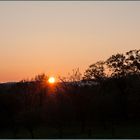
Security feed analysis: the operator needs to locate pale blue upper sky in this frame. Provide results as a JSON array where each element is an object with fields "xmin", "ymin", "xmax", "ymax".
[{"xmin": 0, "ymin": 1, "xmax": 140, "ymax": 82}]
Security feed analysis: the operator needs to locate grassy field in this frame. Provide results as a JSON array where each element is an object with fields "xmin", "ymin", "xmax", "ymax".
[{"xmin": 1, "ymin": 121, "xmax": 140, "ymax": 139}]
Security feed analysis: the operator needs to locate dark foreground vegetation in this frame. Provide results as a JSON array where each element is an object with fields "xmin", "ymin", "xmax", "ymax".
[{"xmin": 0, "ymin": 49, "xmax": 140, "ymax": 138}]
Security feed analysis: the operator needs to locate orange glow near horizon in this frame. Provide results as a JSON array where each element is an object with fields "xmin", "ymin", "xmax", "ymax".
[
  {"xmin": 48, "ymin": 77, "xmax": 56, "ymax": 84},
  {"xmin": 0, "ymin": 2, "xmax": 140, "ymax": 82}
]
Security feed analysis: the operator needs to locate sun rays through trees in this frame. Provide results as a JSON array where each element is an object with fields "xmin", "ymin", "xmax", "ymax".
[{"xmin": 0, "ymin": 49, "xmax": 140, "ymax": 138}]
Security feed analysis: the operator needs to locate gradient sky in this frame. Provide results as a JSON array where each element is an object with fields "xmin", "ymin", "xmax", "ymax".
[{"xmin": 0, "ymin": 1, "xmax": 140, "ymax": 82}]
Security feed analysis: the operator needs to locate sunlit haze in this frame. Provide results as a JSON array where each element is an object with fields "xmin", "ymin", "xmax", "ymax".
[
  {"xmin": 0, "ymin": 1, "xmax": 140, "ymax": 82},
  {"xmin": 48, "ymin": 77, "xmax": 56, "ymax": 84}
]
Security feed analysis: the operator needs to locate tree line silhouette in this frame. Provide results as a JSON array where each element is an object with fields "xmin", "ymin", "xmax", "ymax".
[{"xmin": 0, "ymin": 49, "xmax": 140, "ymax": 138}]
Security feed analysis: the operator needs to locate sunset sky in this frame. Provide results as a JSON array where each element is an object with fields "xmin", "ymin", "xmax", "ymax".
[{"xmin": 0, "ymin": 1, "xmax": 140, "ymax": 82}]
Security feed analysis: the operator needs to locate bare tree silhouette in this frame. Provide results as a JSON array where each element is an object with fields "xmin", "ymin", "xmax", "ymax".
[{"xmin": 83, "ymin": 61, "xmax": 106, "ymax": 84}]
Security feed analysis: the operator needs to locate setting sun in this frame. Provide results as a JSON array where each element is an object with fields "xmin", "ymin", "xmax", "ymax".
[{"xmin": 48, "ymin": 77, "xmax": 56, "ymax": 84}]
